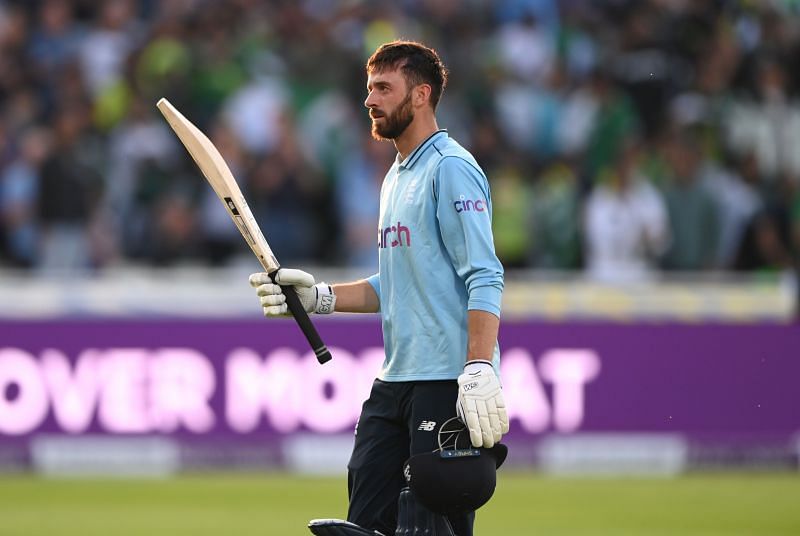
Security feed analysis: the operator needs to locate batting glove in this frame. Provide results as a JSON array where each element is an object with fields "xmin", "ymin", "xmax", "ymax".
[
  {"xmin": 249, "ymin": 268, "xmax": 336, "ymax": 316},
  {"xmin": 456, "ymin": 360, "xmax": 509, "ymax": 448}
]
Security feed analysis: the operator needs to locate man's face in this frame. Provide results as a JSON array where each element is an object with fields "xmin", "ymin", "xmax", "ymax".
[{"xmin": 364, "ymin": 68, "xmax": 415, "ymax": 141}]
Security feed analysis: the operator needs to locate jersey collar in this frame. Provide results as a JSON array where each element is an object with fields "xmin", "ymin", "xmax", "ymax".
[{"xmin": 398, "ymin": 129, "xmax": 448, "ymax": 170}]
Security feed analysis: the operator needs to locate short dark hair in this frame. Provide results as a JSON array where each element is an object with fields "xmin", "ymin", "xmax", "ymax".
[{"xmin": 366, "ymin": 40, "xmax": 449, "ymax": 110}]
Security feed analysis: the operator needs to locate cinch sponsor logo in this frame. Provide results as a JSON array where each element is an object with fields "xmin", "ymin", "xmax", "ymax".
[
  {"xmin": 454, "ymin": 195, "xmax": 486, "ymax": 213},
  {"xmin": 378, "ymin": 221, "xmax": 411, "ymax": 248}
]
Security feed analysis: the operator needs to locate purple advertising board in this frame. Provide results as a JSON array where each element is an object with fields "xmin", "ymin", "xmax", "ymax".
[{"xmin": 1, "ymin": 319, "xmax": 798, "ymax": 446}]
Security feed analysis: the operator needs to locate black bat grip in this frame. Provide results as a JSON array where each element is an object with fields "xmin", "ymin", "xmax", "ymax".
[{"xmin": 274, "ymin": 277, "xmax": 332, "ymax": 364}]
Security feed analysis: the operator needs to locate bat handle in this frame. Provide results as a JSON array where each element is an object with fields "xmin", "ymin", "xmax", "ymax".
[{"xmin": 275, "ymin": 279, "xmax": 333, "ymax": 364}]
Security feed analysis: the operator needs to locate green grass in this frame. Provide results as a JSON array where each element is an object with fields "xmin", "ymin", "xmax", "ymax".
[{"xmin": 0, "ymin": 472, "xmax": 798, "ymax": 535}]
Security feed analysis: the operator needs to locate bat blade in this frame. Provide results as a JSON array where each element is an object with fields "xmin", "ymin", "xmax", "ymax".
[
  {"xmin": 156, "ymin": 98, "xmax": 279, "ymax": 273},
  {"xmin": 156, "ymin": 98, "xmax": 332, "ymax": 364}
]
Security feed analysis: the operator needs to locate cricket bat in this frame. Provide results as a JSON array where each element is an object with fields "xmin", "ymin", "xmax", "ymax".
[{"xmin": 156, "ymin": 98, "xmax": 332, "ymax": 364}]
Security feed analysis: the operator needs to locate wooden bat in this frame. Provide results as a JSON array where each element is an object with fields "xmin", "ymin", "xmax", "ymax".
[{"xmin": 156, "ymin": 97, "xmax": 332, "ymax": 364}]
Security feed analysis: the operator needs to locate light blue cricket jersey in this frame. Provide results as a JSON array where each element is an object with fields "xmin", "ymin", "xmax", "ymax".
[{"xmin": 366, "ymin": 130, "xmax": 504, "ymax": 381}]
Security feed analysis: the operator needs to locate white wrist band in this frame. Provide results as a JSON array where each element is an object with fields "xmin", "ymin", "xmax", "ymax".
[{"xmin": 314, "ymin": 283, "xmax": 336, "ymax": 314}]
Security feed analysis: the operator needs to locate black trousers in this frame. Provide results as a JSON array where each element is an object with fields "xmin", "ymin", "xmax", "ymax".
[{"xmin": 346, "ymin": 379, "xmax": 474, "ymax": 536}]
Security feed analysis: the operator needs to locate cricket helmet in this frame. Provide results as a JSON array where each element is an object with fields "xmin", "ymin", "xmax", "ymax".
[{"xmin": 403, "ymin": 417, "xmax": 508, "ymax": 515}]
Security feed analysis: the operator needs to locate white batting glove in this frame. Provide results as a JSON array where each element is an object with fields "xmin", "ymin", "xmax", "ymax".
[
  {"xmin": 456, "ymin": 360, "xmax": 509, "ymax": 448},
  {"xmin": 249, "ymin": 268, "xmax": 336, "ymax": 317}
]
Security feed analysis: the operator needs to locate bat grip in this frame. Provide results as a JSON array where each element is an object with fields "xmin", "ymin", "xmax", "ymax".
[{"xmin": 273, "ymin": 275, "xmax": 332, "ymax": 364}]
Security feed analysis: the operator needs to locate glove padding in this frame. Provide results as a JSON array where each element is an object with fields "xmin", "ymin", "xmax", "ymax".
[
  {"xmin": 456, "ymin": 360, "xmax": 509, "ymax": 448},
  {"xmin": 249, "ymin": 268, "xmax": 336, "ymax": 316}
]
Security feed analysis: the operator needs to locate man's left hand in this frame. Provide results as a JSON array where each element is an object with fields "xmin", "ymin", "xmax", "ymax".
[{"xmin": 456, "ymin": 360, "xmax": 509, "ymax": 448}]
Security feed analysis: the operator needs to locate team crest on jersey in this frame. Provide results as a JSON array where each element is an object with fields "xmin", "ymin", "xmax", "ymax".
[{"xmin": 405, "ymin": 180, "xmax": 419, "ymax": 204}]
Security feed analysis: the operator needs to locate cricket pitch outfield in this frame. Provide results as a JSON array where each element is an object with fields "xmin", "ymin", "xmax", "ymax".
[{"xmin": 0, "ymin": 472, "xmax": 798, "ymax": 535}]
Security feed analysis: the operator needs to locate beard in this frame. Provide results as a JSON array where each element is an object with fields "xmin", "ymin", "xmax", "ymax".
[{"xmin": 370, "ymin": 91, "xmax": 414, "ymax": 141}]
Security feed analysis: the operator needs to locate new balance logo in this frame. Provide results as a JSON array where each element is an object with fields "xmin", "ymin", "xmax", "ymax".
[{"xmin": 417, "ymin": 421, "xmax": 437, "ymax": 432}]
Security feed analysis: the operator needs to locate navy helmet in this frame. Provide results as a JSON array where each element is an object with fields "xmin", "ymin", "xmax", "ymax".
[{"xmin": 403, "ymin": 417, "xmax": 508, "ymax": 515}]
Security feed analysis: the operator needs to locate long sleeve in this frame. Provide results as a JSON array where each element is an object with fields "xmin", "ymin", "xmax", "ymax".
[{"xmin": 434, "ymin": 157, "xmax": 504, "ymax": 317}]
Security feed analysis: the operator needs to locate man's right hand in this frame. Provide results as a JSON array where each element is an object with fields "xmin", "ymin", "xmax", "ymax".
[{"xmin": 249, "ymin": 269, "xmax": 336, "ymax": 316}]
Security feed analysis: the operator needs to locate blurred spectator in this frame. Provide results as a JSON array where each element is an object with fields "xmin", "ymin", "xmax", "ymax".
[
  {"xmin": 734, "ymin": 206, "xmax": 794, "ymax": 274},
  {"xmin": 729, "ymin": 148, "xmax": 794, "ymax": 274},
  {"xmin": 583, "ymin": 140, "xmax": 669, "ymax": 283},
  {"xmin": 530, "ymin": 161, "xmax": 581, "ymax": 269},
  {"xmin": 557, "ymin": 6, "xmax": 597, "ymax": 81},
  {"xmin": 37, "ymin": 105, "xmax": 103, "ymax": 271},
  {"xmin": 496, "ymin": 13, "xmax": 555, "ymax": 84},
  {"xmin": 725, "ymin": 58, "xmax": 800, "ymax": 183},
  {"xmin": 609, "ymin": 3, "xmax": 683, "ymax": 141},
  {"xmin": 558, "ymin": 74, "xmax": 601, "ymax": 158},
  {"xmin": 0, "ymin": 127, "xmax": 49, "ymax": 267},
  {"xmin": 734, "ymin": 192, "xmax": 794, "ymax": 275},
  {"xmin": 490, "ymin": 163, "xmax": 532, "ymax": 269},
  {"xmin": 702, "ymin": 152, "xmax": 762, "ymax": 269},
  {"xmin": 248, "ymin": 113, "xmax": 329, "ymax": 263},
  {"xmin": 793, "ymin": 192, "xmax": 800, "ymax": 261},
  {"xmin": 188, "ymin": 2, "xmax": 247, "ymax": 115},
  {"xmin": 105, "ymin": 95, "xmax": 181, "ymax": 261},
  {"xmin": 133, "ymin": 13, "xmax": 192, "ymax": 103},
  {"xmin": 298, "ymin": 88, "xmax": 361, "ymax": 180},
  {"xmin": 27, "ymin": 0, "xmax": 82, "ymax": 76},
  {"xmin": 222, "ymin": 62, "xmax": 289, "ymax": 155},
  {"xmin": 335, "ymin": 133, "xmax": 392, "ymax": 269},
  {"xmin": 582, "ymin": 70, "xmax": 639, "ymax": 181},
  {"xmin": 78, "ymin": 0, "xmax": 142, "ymax": 97},
  {"xmin": 149, "ymin": 189, "xmax": 200, "ymax": 265},
  {"xmin": 792, "ymin": 190, "xmax": 800, "ymax": 314},
  {"xmin": 661, "ymin": 130, "xmax": 720, "ymax": 271}
]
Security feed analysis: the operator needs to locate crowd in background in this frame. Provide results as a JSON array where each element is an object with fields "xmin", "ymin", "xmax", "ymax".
[{"xmin": 1, "ymin": 0, "xmax": 799, "ymax": 283}]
